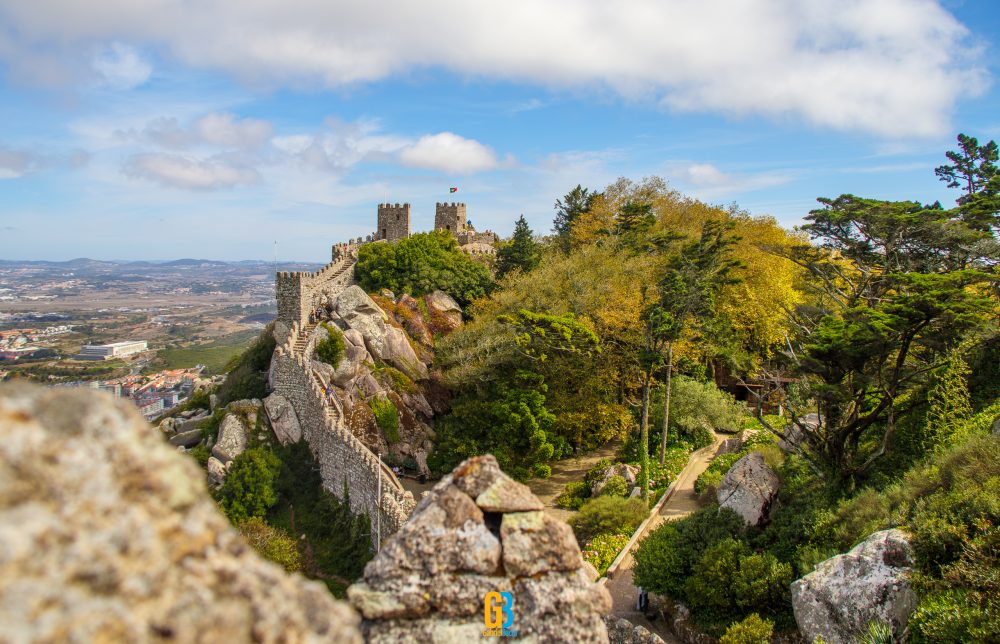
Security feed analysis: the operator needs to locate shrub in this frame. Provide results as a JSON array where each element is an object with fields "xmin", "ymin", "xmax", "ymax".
[
  {"xmin": 599, "ymin": 475, "xmax": 629, "ymax": 497},
  {"xmin": 684, "ymin": 539, "xmax": 792, "ymax": 623},
  {"xmin": 685, "ymin": 538, "xmax": 748, "ymax": 614},
  {"xmin": 355, "ymin": 230, "xmax": 494, "ymax": 306},
  {"xmin": 694, "ymin": 469, "xmax": 724, "ymax": 499},
  {"xmin": 370, "ymin": 397, "xmax": 400, "ymax": 444},
  {"xmin": 650, "ymin": 375, "xmax": 744, "ymax": 442},
  {"xmin": 570, "ymin": 496, "xmax": 648, "ymax": 542},
  {"xmin": 910, "ymin": 590, "xmax": 1000, "ymax": 643},
  {"xmin": 238, "ymin": 517, "xmax": 302, "ymax": 573},
  {"xmin": 556, "ymin": 481, "xmax": 591, "ymax": 509},
  {"xmin": 633, "ymin": 506, "xmax": 746, "ymax": 599},
  {"xmin": 719, "ymin": 613, "xmax": 774, "ymax": 644},
  {"xmin": 188, "ymin": 444, "xmax": 211, "ymax": 468},
  {"xmin": 217, "ymin": 325, "xmax": 276, "ymax": 406},
  {"xmin": 581, "ymin": 533, "xmax": 629, "ymax": 576},
  {"xmin": 732, "ymin": 552, "xmax": 793, "ymax": 610},
  {"xmin": 315, "ymin": 323, "xmax": 345, "ymax": 367},
  {"xmin": 217, "ymin": 448, "xmax": 282, "ymax": 524}
]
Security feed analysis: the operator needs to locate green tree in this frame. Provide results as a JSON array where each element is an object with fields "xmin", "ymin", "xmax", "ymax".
[
  {"xmin": 935, "ymin": 133, "xmax": 1000, "ymax": 232},
  {"xmin": 656, "ymin": 219, "xmax": 741, "ymax": 463},
  {"xmin": 217, "ymin": 448, "xmax": 282, "ymax": 524},
  {"xmin": 765, "ymin": 194, "xmax": 995, "ymax": 482},
  {"xmin": 495, "ymin": 215, "xmax": 542, "ymax": 279},
  {"xmin": 553, "ymin": 184, "xmax": 597, "ymax": 248},
  {"xmin": 355, "ymin": 230, "xmax": 493, "ymax": 306},
  {"xmin": 428, "ymin": 371, "xmax": 559, "ymax": 480}
]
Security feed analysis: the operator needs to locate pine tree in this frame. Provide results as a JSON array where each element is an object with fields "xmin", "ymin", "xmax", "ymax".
[{"xmin": 496, "ymin": 215, "xmax": 541, "ymax": 279}]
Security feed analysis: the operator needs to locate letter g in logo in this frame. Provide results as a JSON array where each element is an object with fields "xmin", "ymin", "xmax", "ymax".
[{"xmin": 483, "ymin": 591, "xmax": 515, "ymax": 630}]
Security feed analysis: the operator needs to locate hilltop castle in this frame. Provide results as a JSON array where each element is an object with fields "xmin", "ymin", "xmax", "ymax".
[{"xmin": 374, "ymin": 202, "xmax": 498, "ymax": 252}]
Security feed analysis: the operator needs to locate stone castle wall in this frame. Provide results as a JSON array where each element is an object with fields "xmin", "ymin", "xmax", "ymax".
[
  {"xmin": 271, "ymin": 338, "xmax": 414, "ymax": 537},
  {"xmin": 377, "ymin": 203, "xmax": 410, "ymax": 242},
  {"xmin": 276, "ymin": 252, "xmax": 358, "ymax": 328},
  {"xmin": 434, "ymin": 202, "xmax": 468, "ymax": 233}
]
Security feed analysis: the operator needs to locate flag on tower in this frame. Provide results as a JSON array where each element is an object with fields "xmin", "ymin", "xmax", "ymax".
[{"xmin": 449, "ymin": 187, "xmax": 458, "ymax": 193}]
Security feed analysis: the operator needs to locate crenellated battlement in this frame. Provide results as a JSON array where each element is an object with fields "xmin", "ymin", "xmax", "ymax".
[
  {"xmin": 434, "ymin": 202, "xmax": 468, "ymax": 234},
  {"xmin": 377, "ymin": 203, "xmax": 410, "ymax": 241}
]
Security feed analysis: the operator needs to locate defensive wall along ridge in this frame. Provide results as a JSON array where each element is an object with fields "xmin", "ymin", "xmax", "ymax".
[{"xmin": 272, "ymin": 242, "xmax": 415, "ymax": 538}]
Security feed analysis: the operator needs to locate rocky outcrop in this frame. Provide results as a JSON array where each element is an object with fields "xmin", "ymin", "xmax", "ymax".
[
  {"xmin": 604, "ymin": 617, "xmax": 666, "ymax": 644},
  {"xmin": 0, "ymin": 383, "xmax": 361, "ymax": 643},
  {"xmin": 791, "ymin": 529, "xmax": 918, "ymax": 644},
  {"xmin": 212, "ymin": 412, "xmax": 249, "ymax": 464},
  {"xmin": 590, "ymin": 463, "xmax": 640, "ymax": 496},
  {"xmin": 336, "ymin": 286, "xmax": 391, "ymax": 359},
  {"xmin": 425, "ymin": 289, "xmax": 463, "ymax": 333},
  {"xmin": 263, "ymin": 392, "xmax": 301, "ymax": 445},
  {"xmin": 349, "ymin": 455, "xmax": 611, "ymax": 643},
  {"xmin": 716, "ymin": 451, "xmax": 780, "ymax": 526}
]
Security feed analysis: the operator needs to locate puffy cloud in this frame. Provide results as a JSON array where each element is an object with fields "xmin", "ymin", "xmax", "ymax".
[
  {"xmin": 671, "ymin": 162, "xmax": 790, "ymax": 198},
  {"xmin": 92, "ymin": 42, "xmax": 151, "ymax": 90},
  {"xmin": 0, "ymin": 0, "xmax": 985, "ymax": 137},
  {"xmin": 123, "ymin": 153, "xmax": 260, "ymax": 190},
  {"xmin": 135, "ymin": 113, "xmax": 273, "ymax": 150},
  {"xmin": 399, "ymin": 133, "xmax": 502, "ymax": 174}
]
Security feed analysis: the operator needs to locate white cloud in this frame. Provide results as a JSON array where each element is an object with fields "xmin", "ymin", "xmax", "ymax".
[
  {"xmin": 92, "ymin": 42, "xmax": 151, "ymax": 90},
  {"xmin": 0, "ymin": 0, "xmax": 985, "ymax": 137},
  {"xmin": 123, "ymin": 153, "xmax": 260, "ymax": 190},
  {"xmin": 670, "ymin": 162, "xmax": 790, "ymax": 198},
  {"xmin": 133, "ymin": 113, "xmax": 273, "ymax": 150},
  {"xmin": 399, "ymin": 132, "xmax": 503, "ymax": 174}
]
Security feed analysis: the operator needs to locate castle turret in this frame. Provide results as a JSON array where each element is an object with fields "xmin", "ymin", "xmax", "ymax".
[
  {"xmin": 377, "ymin": 203, "xmax": 411, "ymax": 241},
  {"xmin": 434, "ymin": 202, "xmax": 468, "ymax": 234}
]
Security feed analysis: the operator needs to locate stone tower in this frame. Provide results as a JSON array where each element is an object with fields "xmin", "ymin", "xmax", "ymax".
[
  {"xmin": 377, "ymin": 203, "xmax": 410, "ymax": 242},
  {"xmin": 434, "ymin": 202, "xmax": 468, "ymax": 234}
]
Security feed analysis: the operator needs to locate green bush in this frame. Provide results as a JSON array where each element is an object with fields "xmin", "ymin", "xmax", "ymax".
[
  {"xmin": 217, "ymin": 325, "xmax": 276, "ymax": 406},
  {"xmin": 570, "ymin": 496, "xmax": 648, "ymax": 542},
  {"xmin": 217, "ymin": 448, "xmax": 282, "ymax": 524},
  {"xmin": 732, "ymin": 551, "xmax": 793, "ymax": 610},
  {"xmin": 581, "ymin": 533, "xmax": 629, "ymax": 576},
  {"xmin": 355, "ymin": 230, "xmax": 494, "ymax": 306},
  {"xmin": 370, "ymin": 397, "xmax": 400, "ymax": 444},
  {"xmin": 315, "ymin": 323, "xmax": 346, "ymax": 367},
  {"xmin": 684, "ymin": 539, "xmax": 792, "ymax": 623},
  {"xmin": 685, "ymin": 538, "xmax": 748, "ymax": 614},
  {"xmin": 188, "ymin": 444, "xmax": 211, "ymax": 468},
  {"xmin": 633, "ymin": 506, "xmax": 746, "ymax": 599},
  {"xmin": 599, "ymin": 475, "xmax": 629, "ymax": 497},
  {"xmin": 269, "ymin": 442, "xmax": 372, "ymax": 596},
  {"xmin": 428, "ymin": 374, "xmax": 558, "ymax": 479},
  {"xmin": 238, "ymin": 517, "xmax": 302, "ymax": 573},
  {"xmin": 650, "ymin": 375, "xmax": 743, "ymax": 443},
  {"xmin": 719, "ymin": 613, "xmax": 774, "ymax": 644},
  {"xmin": 910, "ymin": 589, "xmax": 1000, "ymax": 643},
  {"xmin": 556, "ymin": 481, "xmax": 591, "ymax": 509}
]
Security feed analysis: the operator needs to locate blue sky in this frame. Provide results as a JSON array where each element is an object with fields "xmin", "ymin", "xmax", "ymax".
[{"xmin": 0, "ymin": 0, "xmax": 998, "ymax": 261}]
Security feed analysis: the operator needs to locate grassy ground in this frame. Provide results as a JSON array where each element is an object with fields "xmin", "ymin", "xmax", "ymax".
[{"xmin": 150, "ymin": 329, "xmax": 259, "ymax": 374}]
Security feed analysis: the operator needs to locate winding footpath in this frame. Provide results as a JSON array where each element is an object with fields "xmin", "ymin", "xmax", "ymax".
[{"xmin": 603, "ymin": 432, "xmax": 726, "ymax": 641}]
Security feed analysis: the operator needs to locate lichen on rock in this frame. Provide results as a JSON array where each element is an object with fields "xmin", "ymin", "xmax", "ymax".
[
  {"xmin": 0, "ymin": 382, "xmax": 361, "ymax": 643},
  {"xmin": 350, "ymin": 454, "xmax": 611, "ymax": 643}
]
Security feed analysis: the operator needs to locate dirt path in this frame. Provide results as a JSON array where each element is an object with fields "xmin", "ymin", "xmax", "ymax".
[
  {"xmin": 605, "ymin": 433, "xmax": 727, "ymax": 642},
  {"xmin": 526, "ymin": 441, "xmax": 622, "ymax": 522}
]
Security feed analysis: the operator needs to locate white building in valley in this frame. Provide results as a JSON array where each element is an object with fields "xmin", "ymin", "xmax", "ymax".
[{"xmin": 76, "ymin": 340, "xmax": 148, "ymax": 361}]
